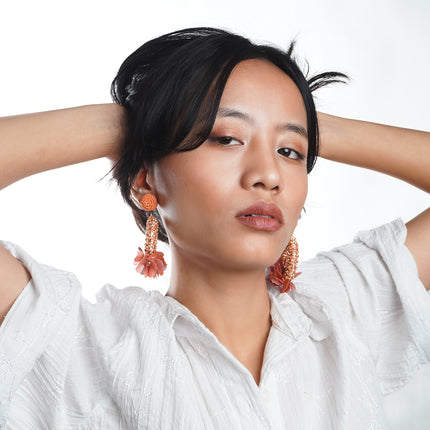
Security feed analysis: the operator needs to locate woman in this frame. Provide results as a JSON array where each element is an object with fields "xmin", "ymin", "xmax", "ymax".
[{"xmin": 0, "ymin": 27, "xmax": 429, "ymax": 429}]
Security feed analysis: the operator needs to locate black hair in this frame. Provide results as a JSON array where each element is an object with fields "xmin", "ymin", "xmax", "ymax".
[{"xmin": 110, "ymin": 27, "xmax": 348, "ymax": 244}]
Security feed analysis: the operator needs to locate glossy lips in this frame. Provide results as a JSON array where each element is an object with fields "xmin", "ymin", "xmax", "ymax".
[{"xmin": 235, "ymin": 201, "xmax": 283, "ymax": 232}]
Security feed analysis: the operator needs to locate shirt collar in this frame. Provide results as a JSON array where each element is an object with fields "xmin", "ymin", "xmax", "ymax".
[{"xmin": 150, "ymin": 280, "xmax": 314, "ymax": 344}]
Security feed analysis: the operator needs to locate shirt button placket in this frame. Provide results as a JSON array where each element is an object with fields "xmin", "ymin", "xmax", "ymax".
[{"xmin": 261, "ymin": 388, "xmax": 271, "ymax": 403}]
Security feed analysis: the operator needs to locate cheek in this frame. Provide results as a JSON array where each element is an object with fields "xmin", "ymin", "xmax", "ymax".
[
  {"xmin": 297, "ymin": 173, "xmax": 308, "ymax": 202},
  {"xmin": 151, "ymin": 152, "xmax": 226, "ymax": 236},
  {"xmin": 287, "ymin": 172, "xmax": 308, "ymax": 218}
]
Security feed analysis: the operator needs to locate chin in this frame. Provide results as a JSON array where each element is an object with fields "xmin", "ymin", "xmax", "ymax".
[
  {"xmin": 220, "ymin": 247, "xmax": 280, "ymax": 270},
  {"xmin": 192, "ymin": 231, "xmax": 283, "ymax": 268}
]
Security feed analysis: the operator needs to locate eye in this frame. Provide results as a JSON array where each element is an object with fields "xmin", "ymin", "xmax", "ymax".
[
  {"xmin": 278, "ymin": 148, "xmax": 306, "ymax": 161},
  {"xmin": 208, "ymin": 135, "xmax": 241, "ymax": 146}
]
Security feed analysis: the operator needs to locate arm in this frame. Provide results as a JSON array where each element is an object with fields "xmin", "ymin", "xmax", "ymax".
[
  {"xmin": 317, "ymin": 112, "xmax": 430, "ymax": 290},
  {"xmin": 0, "ymin": 103, "xmax": 126, "ymax": 325},
  {"xmin": 0, "ymin": 104, "xmax": 125, "ymax": 190}
]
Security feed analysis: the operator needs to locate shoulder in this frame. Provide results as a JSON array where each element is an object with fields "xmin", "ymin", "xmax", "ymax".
[
  {"xmin": 296, "ymin": 217, "xmax": 409, "ymax": 291},
  {"xmin": 0, "ymin": 242, "xmax": 176, "ymax": 423},
  {"xmin": 288, "ymin": 218, "xmax": 414, "ymax": 337},
  {"xmin": 80, "ymin": 284, "xmax": 172, "ymax": 350},
  {"xmin": 290, "ymin": 218, "xmax": 430, "ymax": 395}
]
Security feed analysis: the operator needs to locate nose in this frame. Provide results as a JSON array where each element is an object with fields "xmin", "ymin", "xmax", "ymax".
[{"xmin": 240, "ymin": 137, "xmax": 283, "ymax": 193}]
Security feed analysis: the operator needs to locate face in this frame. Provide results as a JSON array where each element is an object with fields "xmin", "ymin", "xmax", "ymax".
[{"xmin": 140, "ymin": 59, "xmax": 308, "ymax": 271}]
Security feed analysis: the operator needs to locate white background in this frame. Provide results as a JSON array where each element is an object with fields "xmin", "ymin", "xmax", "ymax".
[{"xmin": 0, "ymin": 0, "xmax": 429, "ymax": 428}]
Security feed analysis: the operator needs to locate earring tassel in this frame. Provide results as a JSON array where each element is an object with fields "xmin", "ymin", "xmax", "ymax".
[
  {"xmin": 134, "ymin": 215, "xmax": 167, "ymax": 278},
  {"xmin": 268, "ymin": 236, "xmax": 301, "ymax": 293}
]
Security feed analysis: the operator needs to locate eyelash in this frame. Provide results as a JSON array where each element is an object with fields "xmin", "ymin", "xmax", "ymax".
[{"xmin": 209, "ymin": 136, "xmax": 305, "ymax": 161}]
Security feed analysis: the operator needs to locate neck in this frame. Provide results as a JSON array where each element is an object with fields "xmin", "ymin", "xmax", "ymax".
[{"xmin": 165, "ymin": 246, "xmax": 272, "ymax": 355}]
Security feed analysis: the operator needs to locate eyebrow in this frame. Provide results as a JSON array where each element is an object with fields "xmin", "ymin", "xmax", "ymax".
[{"xmin": 217, "ymin": 107, "xmax": 308, "ymax": 139}]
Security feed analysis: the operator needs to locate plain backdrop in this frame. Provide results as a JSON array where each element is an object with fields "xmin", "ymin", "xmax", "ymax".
[{"xmin": 0, "ymin": 0, "xmax": 429, "ymax": 428}]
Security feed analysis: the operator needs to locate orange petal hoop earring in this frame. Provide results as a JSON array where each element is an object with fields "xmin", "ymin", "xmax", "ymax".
[
  {"xmin": 134, "ymin": 194, "xmax": 167, "ymax": 278},
  {"xmin": 268, "ymin": 235, "xmax": 301, "ymax": 293}
]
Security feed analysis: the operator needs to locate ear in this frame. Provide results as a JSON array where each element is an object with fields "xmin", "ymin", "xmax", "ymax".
[{"xmin": 130, "ymin": 168, "xmax": 155, "ymax": 209}]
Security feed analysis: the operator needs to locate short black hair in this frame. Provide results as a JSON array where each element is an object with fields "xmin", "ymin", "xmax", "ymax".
[{"xmin": 110, "ymin": 27, "xmax": 348, "ymax": 244}]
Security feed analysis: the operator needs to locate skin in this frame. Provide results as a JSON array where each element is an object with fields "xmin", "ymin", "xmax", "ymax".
[
  {"xmin": 132, "ymin": 58, "xmax": 309, "ymax": 385},
  {"xmin": 1, "ymin": 55, "xmax": 429, "ymax": 389},
  {"xmin": 1, "ymin": 47, "xmax": 429, "ymax": 389}
]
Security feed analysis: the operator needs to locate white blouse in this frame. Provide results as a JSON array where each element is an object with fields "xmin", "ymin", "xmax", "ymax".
[{"xmin": 1, "ymin": 218, "xmax": 429, "ymax": 429}]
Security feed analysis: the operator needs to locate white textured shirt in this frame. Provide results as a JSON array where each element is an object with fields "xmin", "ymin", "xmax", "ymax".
[{"xmin": 1, "ymin": 218, "xmax": 429, "ymax": 429}]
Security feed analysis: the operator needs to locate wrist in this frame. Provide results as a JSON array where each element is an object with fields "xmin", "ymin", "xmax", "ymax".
[
  {"xmin": 317, "ymin": 112, "xmax": 343, "ymax": 159},
  {"xmin": 90, "ymin": 103, "xmax": 127, "ymax": 162}
]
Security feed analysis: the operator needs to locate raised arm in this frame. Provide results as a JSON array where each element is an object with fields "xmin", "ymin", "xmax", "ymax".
[
  {"xmin": 0, "ymin": 104, "xmax": 125, "ymax": 190},
  {"xmin": 0, "ymin": 103, "xmax": 126, "ymax": 325},
  {"xmin": 317, "ymin": 112, "xmax": 430, "ymax": 290}
]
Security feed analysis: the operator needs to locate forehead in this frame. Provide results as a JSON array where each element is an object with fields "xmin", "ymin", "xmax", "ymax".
[{"xmin": 219, "ymin": 58, "xmax": 307, "ymax": 125}]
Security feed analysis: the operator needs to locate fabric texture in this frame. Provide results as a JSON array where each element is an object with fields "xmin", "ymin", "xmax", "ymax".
[{"xmin": 0, "ymin": 217, "xmax": 429, "ymax": 429}]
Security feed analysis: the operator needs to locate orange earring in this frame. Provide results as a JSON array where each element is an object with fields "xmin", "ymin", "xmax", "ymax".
[
  {"xmin": 133, "ymin": 194, "xmax": 167, "ymax": 278},
  {"xmin": 268, "ymin": 235, "xmax": 301, "ymax": 293}
]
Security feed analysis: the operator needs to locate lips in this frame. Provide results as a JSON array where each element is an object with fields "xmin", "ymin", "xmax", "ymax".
[
  {"xmin": 235, "ymin": 201, "xmax": 284, "ymax": 224},
  {"xmin": 235, "ymin": 201, "xmax": 283, "ymax": 233}
]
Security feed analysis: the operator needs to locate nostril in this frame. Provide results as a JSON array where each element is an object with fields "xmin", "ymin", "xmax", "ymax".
[{"xmin": 252, "ymin": 182, "xmax": 279, "ymax": 191}]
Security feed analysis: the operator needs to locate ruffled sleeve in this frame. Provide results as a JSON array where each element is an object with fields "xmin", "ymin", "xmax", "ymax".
[
  {"xmin": 305, "ymin": 218, "xmax": 430, "ymax": 395},
  {"xmin": 0, "ymin": 240, "xmax": 82, "ymax": 427}
]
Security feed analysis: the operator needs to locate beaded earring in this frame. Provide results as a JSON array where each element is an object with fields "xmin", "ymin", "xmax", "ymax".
[
  {"xmin": 268, "ymin": 235, "xmax": 301, "ymax": 293},
  {"xmin": 134, "ymin": 193, "xmax": 167, "ymax": 278}
]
